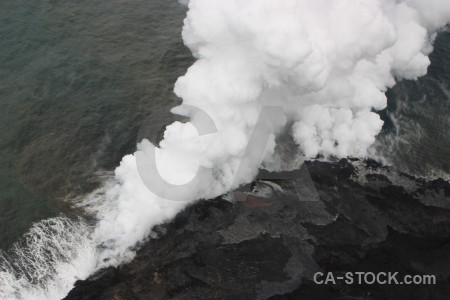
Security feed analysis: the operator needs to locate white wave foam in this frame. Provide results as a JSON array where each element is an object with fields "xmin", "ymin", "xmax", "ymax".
[{"xmin": 0, "ymin": 217, "xmax": 96, "ymax": 300}]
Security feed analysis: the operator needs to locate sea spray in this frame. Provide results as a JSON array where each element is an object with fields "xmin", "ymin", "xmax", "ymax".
[{"xmin": 0, "ymin": 217, "xmax": 95, "ymax": 300}]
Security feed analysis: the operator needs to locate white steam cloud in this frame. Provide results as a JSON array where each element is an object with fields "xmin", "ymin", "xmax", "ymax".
[
  {"xmin": 94, "ymin": 0, "xmax": 450, "ymax": 268},
  {"xmin": 1, "ymin": 1, "xmax": 449, "ymax": 299}
]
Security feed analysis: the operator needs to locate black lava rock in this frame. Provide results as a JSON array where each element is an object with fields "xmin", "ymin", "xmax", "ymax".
[{"xmin": 64, "ymin": 159, "xmax": 450, "ymax": 300}]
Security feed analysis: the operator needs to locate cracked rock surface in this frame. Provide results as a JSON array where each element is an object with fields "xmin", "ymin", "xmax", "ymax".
[{"xmin": 65, "ymin": 159, "xmax": 450, "ymax": 300}]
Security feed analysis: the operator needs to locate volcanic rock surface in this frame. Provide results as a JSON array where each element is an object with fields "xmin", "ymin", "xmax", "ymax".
[{"xmin": 65, "ymin": 159, "xmax": 450, "ymax": 300}]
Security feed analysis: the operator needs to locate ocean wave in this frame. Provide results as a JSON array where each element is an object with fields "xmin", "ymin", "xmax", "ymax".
[{"xmin": 0, "ymin": 217, "xmax": 95, "ymax": 300}]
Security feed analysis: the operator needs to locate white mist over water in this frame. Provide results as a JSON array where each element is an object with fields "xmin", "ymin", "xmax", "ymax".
[{"xmin": 1, "ymin": 0, "xmax": 450, "ymax": 299}]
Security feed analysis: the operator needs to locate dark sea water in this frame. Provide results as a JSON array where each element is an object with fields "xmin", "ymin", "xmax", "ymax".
[
  {"xmin": 0, "ymin": 0, "xmax": 449, "ymax": 272},
  {"xmin": 0, "ymin": 0, "xmax": 192, "ymax": 249},
  {"xmin": 377, "ymin": 30, "xmax": 450, "ymax": 180}
]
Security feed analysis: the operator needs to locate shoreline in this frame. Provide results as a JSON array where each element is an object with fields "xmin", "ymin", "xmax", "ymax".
[{"xmin": 64, "ymin": 159, "xmax": 450, "ymax": 300}]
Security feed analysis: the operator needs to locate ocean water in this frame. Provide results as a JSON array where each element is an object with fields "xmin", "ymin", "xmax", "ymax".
[
  {"xmin": 0, "ymin": 0, "xmax": 192, "ymax": 249},
  {"xmin": 376, "ymin": 29, "xmax": 450, "ymax": 180},
  {"xmin": 0, "ymin": 0, "xmax": 449, "ymax": 298}
]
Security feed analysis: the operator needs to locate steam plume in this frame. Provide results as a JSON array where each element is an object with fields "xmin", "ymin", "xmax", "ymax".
[{"xmin": 95, "ymin": 0, "xmax": 450, "ymax": 266}]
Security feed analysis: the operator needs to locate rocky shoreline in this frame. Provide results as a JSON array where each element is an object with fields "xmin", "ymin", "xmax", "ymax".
[{"xmin": 65, "ymin": 159, "xmax": 450, "ymax": 300}]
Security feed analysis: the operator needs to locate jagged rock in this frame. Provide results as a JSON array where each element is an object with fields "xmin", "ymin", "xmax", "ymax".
[{"xmin": 65, "ymin": 159, "xmax": 450, "ymax": 300}]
